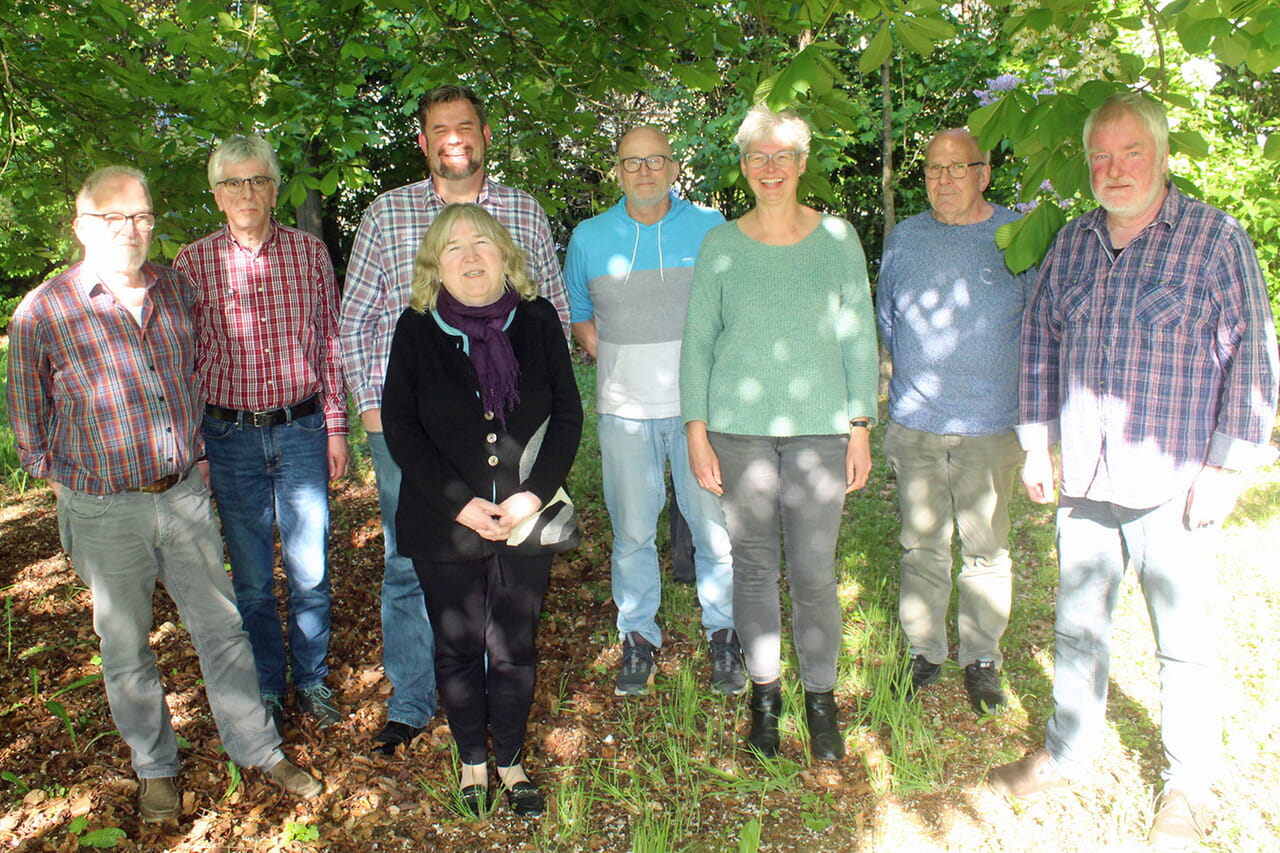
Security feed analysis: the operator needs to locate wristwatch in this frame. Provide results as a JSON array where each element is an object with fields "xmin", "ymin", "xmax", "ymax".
[{"xmin": 849, "ymin": 418, "xmax": 872, "ymax": 430}]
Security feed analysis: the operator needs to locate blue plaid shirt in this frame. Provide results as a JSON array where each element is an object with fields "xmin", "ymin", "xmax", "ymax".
[
  {"xmin": 1019, "ymin": 186, "xmax": 1278, "ymax": 508},
  {"xmin": 339, "ymin": 176, "xmax": 569, "ymax": 414}
]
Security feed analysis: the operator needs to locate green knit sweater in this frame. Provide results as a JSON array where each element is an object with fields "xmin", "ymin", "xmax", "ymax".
[{"xmin": 680, "ymin": 215, "xmax": 879, "ymax": 437}]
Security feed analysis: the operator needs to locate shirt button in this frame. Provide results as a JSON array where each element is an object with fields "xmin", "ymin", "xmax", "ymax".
[
  {"xmin": 487, "ymin": 455, "xmax": 499, "ymax": 467},
  {"xmin": 486, "ymin": 433, "xmax": 497, "ymax": 444},
  {"xmin": 483, "ymin": 411, "xmax": 495, "ymax": 421}
]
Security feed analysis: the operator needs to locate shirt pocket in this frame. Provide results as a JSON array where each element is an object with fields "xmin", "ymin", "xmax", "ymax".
[{"xmin": 1134, "ymin": 273, "xmax": 1193, "ymax": 329}]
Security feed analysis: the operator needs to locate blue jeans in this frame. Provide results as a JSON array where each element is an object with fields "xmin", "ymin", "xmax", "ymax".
[
  {"xmin": 57, "ymin": 470, "xmax": 283, "ymax": 778},
  {"xmin": 203, "ymin": 409, "xmax": 332, "ymax": 697},
  {"xmin": 367, "ymin": 431, "xmax": 437, "ymax": 727},
  {"xmin": 1046, "ymin": 494, "xmax": 1219, "ymax": 799},
  {"xmin": 599, "ymin": 415, "xmax": 734, "ymax": 648},
  {"xmin": 883, "ymin": 422, "xmax": 1021, "ymax": 668}
]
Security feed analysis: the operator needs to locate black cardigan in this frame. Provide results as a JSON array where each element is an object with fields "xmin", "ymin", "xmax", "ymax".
[{"xmin": 382, "ymin": 297, "xmax": 583, "ymax": 561}]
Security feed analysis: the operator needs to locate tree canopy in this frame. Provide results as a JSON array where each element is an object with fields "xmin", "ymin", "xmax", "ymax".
[{"xmin": 1, "ymin": 0, "xmax": 1277, "ymax": 319}]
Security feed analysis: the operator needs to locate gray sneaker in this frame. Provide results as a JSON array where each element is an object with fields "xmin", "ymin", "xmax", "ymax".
[
  {"xmin": 614, "ymin": 632, "xmax": 656, "ymax": 696},
  {"xmin": 709, "ymin": 628, "xmax": 747, "ymax": 695},
  {"xmin": 137, "ymin": 776, "xmax": 179, "ymax": 822},
  {"xmin": 297, "ymin": 684, "xmax": 343, "ymax": 728}
]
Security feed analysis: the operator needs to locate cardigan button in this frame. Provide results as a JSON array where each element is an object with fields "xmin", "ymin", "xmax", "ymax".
[
  {"xmin": 487, "ymin": 455, "xmax": 499, "ymax": 467},
  {"xmin": 483, "ymin": 410, "xmax": 495, "ymax": 421},
  {"xmin": 486, "ymin": 433, "xmax": 498, "ymax": 444}
]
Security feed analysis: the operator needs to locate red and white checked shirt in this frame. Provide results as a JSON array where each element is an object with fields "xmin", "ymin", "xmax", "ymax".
[{"xmin": 175, "ymin": 221, "xmax": 347, "ymax": 434}]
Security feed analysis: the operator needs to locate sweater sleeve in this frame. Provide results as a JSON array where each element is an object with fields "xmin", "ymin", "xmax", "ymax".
[
  {"xmin": 836, "ymin": 222, "xmax": 879, "ymax": 422},
  {"xmin": 680, "ymin": 228, "xmax": 726, "ymax": 426}
]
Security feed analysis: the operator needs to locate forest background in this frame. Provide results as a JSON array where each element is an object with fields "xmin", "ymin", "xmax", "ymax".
[{"xmin": 0, "ymin": 0, "xmax": 1278, "ymax": 323}]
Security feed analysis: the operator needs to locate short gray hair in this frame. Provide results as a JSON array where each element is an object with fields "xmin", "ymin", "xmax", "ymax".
[
  {"xmin": 207, "ymin": 134, "xmax": 282, "ymax": 189},
  {"xmin": 734, "ymin": 104, "xmax": 811, "ymax": 156},
  {"xmin": 76, "ymin": 166, "xmax": 149, "ymax": 213},
  {"xmin": 1083, "ymin": 93, "xmax": 1169, "ymax": 160}
]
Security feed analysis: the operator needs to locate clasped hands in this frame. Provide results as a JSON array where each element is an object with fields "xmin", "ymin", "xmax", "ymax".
[{"xmin": 455, "ymin": 492, "xmax": 543, "ymax": 541}]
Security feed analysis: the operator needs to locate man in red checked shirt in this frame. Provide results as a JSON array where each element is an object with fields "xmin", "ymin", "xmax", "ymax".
[{"xmin": 175, "ymin": 135, "xmax": 348, "ymax": 735}]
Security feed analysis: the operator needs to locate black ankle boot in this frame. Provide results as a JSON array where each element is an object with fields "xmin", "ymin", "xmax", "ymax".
[
  {"xmin": 804, "ymin": 688, "xmax": 845, "ymax": 761},
  {"xmin": 745, "ymin": 679, "xmax": 783, "ymax": 758}
]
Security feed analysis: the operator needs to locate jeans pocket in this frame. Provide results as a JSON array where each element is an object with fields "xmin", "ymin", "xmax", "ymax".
[
  {"xmin": 62, "ymin": 490, "xmax": 115, "ymax": 519},
  {"xmin": 202, "ymin": 414, "xmax": 238, "ymax": 441},
  {"xmin": 291, "ymin": 410, "xmax": 327, "ymax": 434}
]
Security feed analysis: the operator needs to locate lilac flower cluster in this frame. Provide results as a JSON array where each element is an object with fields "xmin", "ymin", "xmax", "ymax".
[{"xmin": 974, "ymin": 74, "xmax": 1023, "ymax": 107}]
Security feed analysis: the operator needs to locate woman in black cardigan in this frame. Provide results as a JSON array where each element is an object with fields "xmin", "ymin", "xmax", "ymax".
[{"xmin": 382, "ymin": 203, "xmax": 582, "ymax": 817}]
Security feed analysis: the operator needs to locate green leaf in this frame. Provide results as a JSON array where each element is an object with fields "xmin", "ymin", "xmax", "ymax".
[
  {"xmin": 896, "ymin": 19, "xmax": 938, "ymax": 58},
  {"xmin": 858, "ymin": 24, "xmax": 892, "ymax": 76},
  {"xmin": 997, "ymin": 203, "xmax": 1068, "ymax": 273},
  {"xmin": 78, "ymin": 828, "xmax": 126, "ymax": 849},
  {"xmin": 1169, "ymin": 130, "xmax": 1210, "ymax": 158},
  {"xmin": 68, "ymin": 815, "xmax": 89, "ymax": 834},
  {"xmin": 1264, "ymin": 134, "xmax": 1280, "ymax": 161},
  {"xmin": 49, "ymin": 673, "xmax": 103, "ymax": 700},
  {"xmin": 672, "ymin": 64, "xmax": 724, "ymax": 92}
]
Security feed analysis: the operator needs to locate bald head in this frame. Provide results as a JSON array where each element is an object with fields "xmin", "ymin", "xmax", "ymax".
[
  {"xmin": 923, "ymin": 128, "xmax": 992, "ymax": 226},
  {"xmin": 616, "ymin": 126, "xmax": 677, "ymax": 223}
]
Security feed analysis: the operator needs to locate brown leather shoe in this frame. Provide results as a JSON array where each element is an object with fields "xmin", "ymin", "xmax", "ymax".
[
  {"xmin": 987, "ymin": 748, "xmax": 1069, "ymax": 798},
  {"xmin": 267, "ymin": 759, "xmax": 323, "ymax": 799},
  {"xmin": 1150, "ymin": 789, "xmax": 1211, "ymax": 849},
  {"xmin": 137, "ymin": 776, "xmax": 179, "ymax": 822}
]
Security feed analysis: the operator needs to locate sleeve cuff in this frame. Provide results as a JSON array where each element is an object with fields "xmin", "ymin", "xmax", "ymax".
[
  {"xmin": 1015, "ymin": 421, "xmax": 1058, "ymax": 451},
  {"xmin": 1206, "ymin": 431, "xmax": 1279, "ymax": 470}
]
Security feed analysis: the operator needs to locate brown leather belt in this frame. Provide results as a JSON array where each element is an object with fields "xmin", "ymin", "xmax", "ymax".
[
  {"xmin": 205, "ymin": 395, "xmax": 318, "ymax": 428},
  {"xmin": 126, "ymin": 472, "xmax": 184, "ymax": 494}
]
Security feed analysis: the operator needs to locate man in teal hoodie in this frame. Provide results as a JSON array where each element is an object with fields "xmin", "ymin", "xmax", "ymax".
[{"xmin": 566, "ymin": 127, "xmax": 742, "ymax": 696}]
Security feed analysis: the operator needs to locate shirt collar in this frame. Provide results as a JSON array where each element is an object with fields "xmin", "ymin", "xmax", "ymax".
[
  {"xmin": 1080, "ymin": 181, "xmax": 1180, "ymax": 237},
  {"xmin": 76, "ymin": 261, "xmax": 159, "ymax": 300},
  {"xmin": 424, "ymin": 175, "xmax": 496, "ymax": 208},
  {"xmin": 221, "ymin": 217, "xmax": 279, "ymax": 255}
]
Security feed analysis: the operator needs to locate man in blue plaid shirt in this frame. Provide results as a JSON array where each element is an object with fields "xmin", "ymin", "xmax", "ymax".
[
  {"xmin": 988, "ymin": 93, "xmax": 1278, "ymax": 848},
  {"xmin": 339, "ymin": 84, "xmax": 570, "ymax": 758}
]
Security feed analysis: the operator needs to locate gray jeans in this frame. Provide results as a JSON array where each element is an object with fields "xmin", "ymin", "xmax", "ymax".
[
  {"xmin": 883, "ymin": 421, "xmax": 1022, "ymax": 667},
  {"xmin": 708, "ymin": 432, "xmax": 847, "ymax": 692},
  {"xmin": 57, "ymin": 469, "xmax": 283, "ymax": 778}
]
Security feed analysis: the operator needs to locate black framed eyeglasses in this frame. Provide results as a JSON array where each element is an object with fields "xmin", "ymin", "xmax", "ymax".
[
  {"xmin": 215, "ymin": 175, "xmax": 275, "ymax": 193},
  {"xmin": 79, "ymin": 211, "xmax": 157, "ymax": 232},
  {"xmin": 619, "ymin": 155, "xmax": 674, "ymax": 173},
  {"xmin": 922, "ymin": 161, "xmax": 985, "ymax": 180}
]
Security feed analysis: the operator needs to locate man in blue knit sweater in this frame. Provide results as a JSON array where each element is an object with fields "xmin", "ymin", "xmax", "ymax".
[
  {"xmin": 566, "ymin": 127, "xmax": 743, "ymax": 696},
  {"xmin": 877, "ymin": 128, "xmax": 1032, "ymax": 715}
]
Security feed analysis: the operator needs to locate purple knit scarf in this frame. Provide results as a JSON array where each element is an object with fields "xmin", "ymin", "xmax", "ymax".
[{"xmin": 436, "ymin": 287, "xmax": 522, "ymax": 425}]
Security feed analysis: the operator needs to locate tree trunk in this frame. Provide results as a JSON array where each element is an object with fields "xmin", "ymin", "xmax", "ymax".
[{"xmin": 880, "ymin": 58, "xmax": 895, "ymax": 239}]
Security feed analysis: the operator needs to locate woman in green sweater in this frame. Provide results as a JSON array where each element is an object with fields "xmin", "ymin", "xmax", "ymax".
[{"xmin": 680, "ymin": 104, "xmax": 878, "ymax": 762}]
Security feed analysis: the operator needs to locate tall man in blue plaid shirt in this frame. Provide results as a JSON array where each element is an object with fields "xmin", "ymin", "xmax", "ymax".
[
  {"xmin": 339, "ymin": 84, "xmax": 570, "ymax": 757},
  {"xmin": 988, "ymin": 94, "xmax": 1278, "ymax": 847}
]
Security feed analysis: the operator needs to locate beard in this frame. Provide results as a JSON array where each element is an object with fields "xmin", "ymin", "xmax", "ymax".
[{"xmin": 431, "ymin": 148, "xmax": 483, "ymax": 181}]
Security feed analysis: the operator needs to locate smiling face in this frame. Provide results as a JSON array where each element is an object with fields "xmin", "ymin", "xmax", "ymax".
[
  {"xmin": 1087, "ymin": 110, "xmax": 1168, "ymax": 222},
  {"xmin": 438, "ymin": 219, "xmax": 506, "ymax": 306},
  {"xmin": 741, "ymin": 132, "xmax": 806, "ymax": 204},
  {"xmin": 924, "ymin": 130, "xmax": 991, "ymax": 226},
  {"xmin": 418, "ymin": 98, "xmax": 491, "ymax": 182},
  {"xmin": 74, "ymin": 174, "xmax": 153, "ymax": 277},
  {"xmin": 213, "ymin": 157, "xmax": 277, "ymax": 235}
]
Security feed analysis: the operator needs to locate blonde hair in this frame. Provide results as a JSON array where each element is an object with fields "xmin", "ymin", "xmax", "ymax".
[
  {"xmin": 1083, "ymin": 92, "xmax": 1169, "ymax": 160},
  {"xmin": 409, "ymin": 203, "xmax": 536, "ymax": 313}
]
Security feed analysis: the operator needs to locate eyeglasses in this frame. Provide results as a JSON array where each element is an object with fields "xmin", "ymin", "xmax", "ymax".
[
  {"xmin": 619, "ymin": 155, "xmax": 674, "ymax": 173},
  {"xmin": 215, "ymin": 175, "xmax": 275, "ymax": 193},
  {"xmin": 743, "ymin": 150, "xmax": 800, "ymax": 169},
  {"xmin": 79, "ymin": 211, "xmax": 157, "ymax": 232},
  {"xmin": 923, "ymin": 161, "xmax": 985, "ymax": 180}
]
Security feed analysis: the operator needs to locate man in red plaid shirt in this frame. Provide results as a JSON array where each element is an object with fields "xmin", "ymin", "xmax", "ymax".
[{"xmin": 175, "ymin": 135, "xmax": 348, "ymax": 734}]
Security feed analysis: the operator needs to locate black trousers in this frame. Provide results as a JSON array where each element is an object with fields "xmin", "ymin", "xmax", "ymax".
[{"xmin": 414, "ymin": 552, "xmax": 552, "ymax": 766}]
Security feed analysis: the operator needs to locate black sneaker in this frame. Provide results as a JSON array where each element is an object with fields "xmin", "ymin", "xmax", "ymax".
[
  {"xmin": 614, "ymin": 632, "xmax": 656, "ymax": 696},
  {"xmin": 905, "ymin": 654, "xmax": 942, "ymax": 695},
  {"xmin": 708, "ymin": 628, "xmax": 747, "ymax": 695},
  {"xmin": 298, "ymin": 684, "xmax": 344, "ymax": 728},
  {"xmin": 263, "ymin": 694, "xmax": 286, "ymax": 736},
  {"xmin": 372, "ymin": 720, "xmax": 424, "ymax": 756},
  {"xmin": 964, "ymin": 660, "xmax": 1007, "ymax": 715}
]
